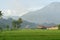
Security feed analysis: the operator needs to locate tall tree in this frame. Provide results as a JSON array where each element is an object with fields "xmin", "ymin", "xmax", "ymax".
[
  {"xmin": 58, "ymin": 24, "xmax": 60, "ymax": 30},
  {"xmin": 12, "ymin": 18, "xmax": 23, "ymax": 30},
  {"xmin": 6, "ymin": 25, "xmax": 9, "ymax": 30},
  {"xmin": 0, "ymin": 27, "xmax": 2, "ymax": 32},
  {"xmin": 0, "ymin": 11, "xmax": 3, "ymax": 31},
  {"xmin": 17, "ymin": 18, "xmax": 23, "ymax": 28},
  {"xmin": 0, "ymin": 11, "xmax": 2, "ymax": 18},
  {"xmin": 12, "ymin": 20, "xmax": 17, "ymax": 30}
]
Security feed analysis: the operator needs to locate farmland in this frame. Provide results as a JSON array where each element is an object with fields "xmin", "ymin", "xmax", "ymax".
[{"xmin": 0, "ymin": 29, "xmax": 60, "ymax": 40}]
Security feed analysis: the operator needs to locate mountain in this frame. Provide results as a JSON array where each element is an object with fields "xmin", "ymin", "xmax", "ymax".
[
  {"xmin": 41, "ymin": 23, "xmax": 56, "ymax": 27},
  {"xmin": 21, "ymin": 2, "xmax": 60, "ymax": 24},
  {"xmin": 0, "ymin": 18, "xmax": 13, "ymax": 29},
  {"xmin": 0, "ymin": 18, "xmax": 38, "ymax": 29},
  {"xmin": 21, "ymin": 20, "xmax": 38, "ymax": 28}
]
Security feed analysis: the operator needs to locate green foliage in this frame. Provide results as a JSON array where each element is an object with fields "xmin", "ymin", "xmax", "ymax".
[
  {"xmin": 0, "ymin": 11, "xmax": 2, "ymax": 18},
  {"xmin": 17, "ymin": 18, "xmax": 23, "ymax": 24},
  {"xmin": 58, "ymin": 24, "xmax": 60, "ymax": 30},
  {"xmin": 17, "ymin": 18, "xmax": 23, "ymax": 28},
  {"xmin": 0, "ymin": 27, "xmax": 2, "ymax": 32},
  {"xmin": 12, "ymin": 20, "xmax": 17, "ymax": 30},
  {"xmin": 0, "ymin": 11, "xmax": 3, "ymax": 31},
  {"xmin": 6, "ymin": 25, "xmax": 9, "ymax": 30},
  {"xmin": 12, "ymin": 18, "xmax": 23, "ymax": 30}
]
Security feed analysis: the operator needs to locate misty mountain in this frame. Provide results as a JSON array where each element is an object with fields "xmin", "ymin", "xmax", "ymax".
[
  {"xmin": 0, "ymin": 18, "xmax": 12, "ymax": 29},
  {"xmin": 0, "ymin": 18, "xmax": 38, "ymax": 29},
  {"xmin": 21, "ymin": 20, "xmax": 38, "ymax": 28},
  {"xmin": 41, "ymin": 23, "xmax": 56, "ymax": 27},
  {"xmin": 21, "ymin": 2, "xmax": 60, "ymax": 24}
]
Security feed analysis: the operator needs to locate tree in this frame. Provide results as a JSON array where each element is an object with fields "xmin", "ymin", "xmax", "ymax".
[
  {"xmin": 12, "ymin": 20, "xmax": 17, "ymax": 30},
  {"xmin": 0, "ymin": 11, "xmax": 2, "ymax": 18},
  {"xmin": 0, "ymin": 27, "xmax": 2, "ymax": 32},
  {"xmin": 58, "ymin": 24, "xmax": 60, "ymax": 30},
  {"xmin": 0, "ymin": 11, "xmax": 3, "ymax": 31},
  {"xmin": 17, "ymin": 18, "xmax": 23, "ymax": 28},
  {"xmin": 6, "ymin": 25, "xmax": 9, "ymax": 30},
  {"xmin": 12, "ymin": 18, "xmax": 23, "ymax": 30}
]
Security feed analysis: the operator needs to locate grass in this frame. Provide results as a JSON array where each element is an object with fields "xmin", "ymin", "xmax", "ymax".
[{"xmin": 0, "ymin": 29, "xmax": 60, "ymax": 40}]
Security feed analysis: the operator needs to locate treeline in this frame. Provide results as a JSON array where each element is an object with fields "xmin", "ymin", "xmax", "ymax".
[{"xmin": 0, "ymin": 11, "xmax": 23, "ymax": 31}]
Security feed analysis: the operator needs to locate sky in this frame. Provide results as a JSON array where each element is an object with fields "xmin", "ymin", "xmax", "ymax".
[{"xmin": 0, "ymin": 0, "xmax": 60, "ymax": 17}]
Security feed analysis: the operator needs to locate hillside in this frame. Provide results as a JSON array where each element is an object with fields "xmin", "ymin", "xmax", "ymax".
[
  {"xmin": 21, "ymin": 2, "xmax": 60, "ymax": 24},
  {"xmin": 0, "ymin": 18, "xmax": 38, "ymax": 29}
]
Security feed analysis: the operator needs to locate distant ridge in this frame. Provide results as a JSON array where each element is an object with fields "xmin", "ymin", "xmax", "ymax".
[{"xmin": 21, "ymin": 2, "xmax": 60, "ymax": 24}]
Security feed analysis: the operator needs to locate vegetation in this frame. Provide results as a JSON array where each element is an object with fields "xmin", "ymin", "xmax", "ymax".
[
  {"xmin": 12, "ymin": 18, "xmax": 23, "ymax": 30},
  {"xmin": 6, "ymin": 25, "xmax": 10, "ymax": 30},
  {"xmin": 0, "ymin": 11, "xmax": 2, "ymax": 18},
  {"xmin": 0, "ymin": 29, "xmax": 60, "ymax": 40},
  {"xmin": 0, "ymin": 27, "xmax": 2, "ymax": 32},
  {"xmin": 0, "ymin": 11, "xmax": 3, "ymax": 31},
  {"xmin": 58, "ymin": 24, "xmax": 60, "ymax": 30}
]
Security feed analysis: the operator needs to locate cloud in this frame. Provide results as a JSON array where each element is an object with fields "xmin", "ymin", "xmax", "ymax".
[
  {"xmin": 1, "ymin": 0, "xmax": 45, "ymax": 17},
  {"xmin": 11, "ymin": 0, "xmax": 28, "ymax": 16},
  {"xmin": 28, "ymin": 6, "xmax": 44, "ymax": 11},
  {"xmin": 2, "ymin": 9, "xmax": 28, "ymax": 17},
  {"xmin": 1, "ymin": 0, "xmax": 29, "ymax": 17},
  {"xmin": 2, "ymin": 9, "xmax": 12, "ymax": 16}
]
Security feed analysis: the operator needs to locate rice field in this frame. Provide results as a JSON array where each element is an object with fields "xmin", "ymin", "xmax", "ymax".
[{"xmin": 0, "ymin": 29, "xmax": 60, "ymax": 40}]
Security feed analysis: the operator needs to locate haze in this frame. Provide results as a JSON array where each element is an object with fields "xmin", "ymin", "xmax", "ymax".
[{"xmin": 0, "ymin": 0, "xmax": 60, "ymax": 17}]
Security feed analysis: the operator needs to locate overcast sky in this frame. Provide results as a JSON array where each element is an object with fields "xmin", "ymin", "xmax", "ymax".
[{"xmin": 0, "ymin": 0, "xmax": 60, "ymax": 17}]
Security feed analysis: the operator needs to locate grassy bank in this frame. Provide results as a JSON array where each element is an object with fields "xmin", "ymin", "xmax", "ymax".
[{"xmin": 0, "ymin": 29, "xmax": 60, "ymax": 40}]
